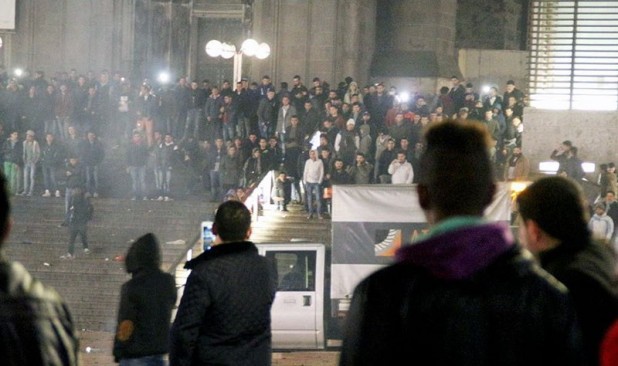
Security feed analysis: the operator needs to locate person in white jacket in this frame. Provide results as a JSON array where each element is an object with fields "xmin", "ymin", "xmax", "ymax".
[
  {"xmin": 22, "ymin": 130, "xmax": 41, "ymax": 196},
  {"xmin": 388, "ymin": 151, "xmax": 413, "ymax": 184},
  {"xmin": 588, "ymin": 201, "xmax": 614, "ymax": 244},
  {"xmin": 303, "ymin": 149, "xmax": 324, "ymax": 219}
]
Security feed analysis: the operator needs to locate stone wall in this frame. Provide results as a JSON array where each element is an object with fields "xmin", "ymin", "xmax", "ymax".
[
  {"xmin": 523, "ymin": 108, "xmax": 617, "ymax": 174},
  {"xmin": 458, "ymin": 48, "xmax": 527, "ymax": 95},
  {"xmin": 252, "ymin": 0, "xmax": 376, "ymax": 87},
  {"xmin": 3, "ymin": 0, "xmax": 192, "ymax": 81},
  {"xmin": 8, "ymin": 0, "xmax": 124, "ymax": 74}
]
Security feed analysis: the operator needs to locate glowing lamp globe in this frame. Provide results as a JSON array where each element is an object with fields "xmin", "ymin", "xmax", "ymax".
[
  {"xmin": 205, "ymin": 40, "xmax": 223, "ymax": 58},
  {"xmin": 220, "ymin": 43, "xmax": 236, "ymax": 59},
  {"xmin": 157, "ymin": 71, "xmax": 170, "ymax": 84},
  {"xmin": 241, "ymin": 38, "xmax": 259, "ymax": 56},
  {"xmin": 255, "ymin": 43, "xmax": 271, "ymax": 60}
]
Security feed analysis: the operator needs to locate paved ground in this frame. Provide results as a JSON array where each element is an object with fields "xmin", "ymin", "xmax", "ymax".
[{"xmin": 78, "ymin": 331, "xmax": 340, "ymax": 365}]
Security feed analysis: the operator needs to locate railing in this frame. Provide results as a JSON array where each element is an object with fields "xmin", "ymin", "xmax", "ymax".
[
  {"xmin": 243, "ymin": 170, "xmax": 275, "ymax": 223},
  {"xmin": 166, "ymin": 170, "xmax": 276, "ymax": 274}
]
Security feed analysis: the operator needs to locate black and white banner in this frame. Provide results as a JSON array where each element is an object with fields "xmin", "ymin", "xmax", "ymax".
[{"xmin": 330, "ymin": 184, "xmax": 512, "ymax": 299}]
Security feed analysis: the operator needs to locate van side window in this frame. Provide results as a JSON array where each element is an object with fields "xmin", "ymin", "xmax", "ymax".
[{"xmin": 267, "ymin": 251, "xmax": 316, "ymax": 291}]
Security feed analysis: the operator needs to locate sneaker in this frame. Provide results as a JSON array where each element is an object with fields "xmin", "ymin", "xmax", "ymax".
[
  {"xmin": 42, "ymin": 190, "xmax": 51, "ymax": 197},
  {"xmin": 93, "ymin": 193, "xmax": 99, "ymax": 198},
  {"xmin": 55, "ymin": 190, "xmax": 61, "ymax": 197},
  {"xmin": 307, "ymin": 214, "xmax": 314, "ymax": 219},
  {"xmin": 83, "ymin": 248, "xmax": 91, "ymax": 254},
  {"xmin": 131, "ymin": 197, "xmax": 137, "ymax": 201},
  {"xmin": 156, "ymin": 196, "xmax": 164, "ymax": 201},
  {"xmin": 142, "ymin": 197, "xmax": 148, "ymax": 201},
  {"xmin": 164, "ymin": 196, "xmax": 170, "ymax": 201},
  {"xmin": 60, "ymin": 253, "xmax": 74, "ymax": 260}
]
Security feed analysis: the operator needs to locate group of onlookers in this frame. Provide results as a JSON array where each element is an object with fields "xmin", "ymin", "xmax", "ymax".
[{"xmin": 0, "ymin": 68, "xmax": 531, "ymax": 205}]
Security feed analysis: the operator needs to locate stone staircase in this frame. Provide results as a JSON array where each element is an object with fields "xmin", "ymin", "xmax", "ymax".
[
  {"xmin": 4, "ymin": 195, "xmax": 217, "ymax": 331},
  {"xmin": 4, "ymin": 193, "xmax": 332, "ymax": 331}
]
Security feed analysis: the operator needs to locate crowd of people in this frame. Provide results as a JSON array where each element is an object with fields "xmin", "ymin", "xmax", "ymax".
[
  {"xmin": 1, "ymin": 114, "xmax": 617, "ymax": 365},
  {"xmin": 0, "ymin": 68, "xmax": 530, "ymax": 210}
]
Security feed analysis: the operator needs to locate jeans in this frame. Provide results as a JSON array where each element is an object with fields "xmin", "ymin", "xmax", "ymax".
[
  {"xmin": 3, "ymin": 162, "xmax": 21, "ymax": 195},
  {"xmin": 119, "ymin": 355, "xmax": 166, "ymax": 366},
  {"xmin": 129, "ymin": 166, "xmax": 147, "ymax": 198},
  {"xmin": 174, "ymin": 110, "xmax": 187, "ymax": 139},
  {"xmin": 154, "ymin": 167, "xmax": 172, "ymax": 196},
  {"xmin": 223, "ymin": 122, "xmax": 235, "ymax": 142},
  {"xmin": 119, "ymin": 112, "xmax": 133, "ymax": 139},
  {"xmin": 57, "ymin": 116, "xmax": 71, "ymax": 141},
  {"xmin": 23, "ymin": 162, "xmax": 36, "ymax": 194},
  {"xmin": 42, "ymin": 165, "xmax": 57, "ymax": 191},
  {"xmin": 184, "ymin": 108, "xmax": 202, "ymax": 139},
  {"xmin": 85, "ymin": 165, "xmax": 99, "ymax": 194},
  {"xmin": 63, "ymin": 187, "xmax": 76, "ymax": 224},
  {"xmin": 305, "ymin": 182, "xmax": 322, "ymax": 215},
  {"xmin": 210, "ymin": 170, "xmax": 221, "ymax": 201},
  {"xmin": 236, "ymin": 114, "xmax": 248, "ymax": 139},
  {"xmin": 68, "ymin": 225, "xmax": 88, "ymax": 255},
  {"xmin": 258, "ymin": 121, "xmax": 271, "ymax": 139}
]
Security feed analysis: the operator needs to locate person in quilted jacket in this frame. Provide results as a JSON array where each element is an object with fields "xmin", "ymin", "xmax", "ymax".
[{"xmin": 169, "ymin": 200, "xmax": 278, "ymax": 366}]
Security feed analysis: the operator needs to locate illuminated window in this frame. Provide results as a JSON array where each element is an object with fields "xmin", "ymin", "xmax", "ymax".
[{"xmin": 529, "ymin": 1, "xmax": 618, "ymax": 110}]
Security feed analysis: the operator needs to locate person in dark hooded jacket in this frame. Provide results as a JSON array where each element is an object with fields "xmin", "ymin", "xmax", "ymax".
[
  {"xmin": 339, "ymin": 121, "xmax": 584, "ymax": 366},
  {"xmin": 113, "ymin": 233, "xmax": 177, "ymax": 364}
]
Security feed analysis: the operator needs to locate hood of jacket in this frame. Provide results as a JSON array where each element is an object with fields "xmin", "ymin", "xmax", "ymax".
[
  {"xmin": 125, "ymin": 233, "xmax": 161, "ymax": 274},
  {"xmin": 395, "ymin": 221, "xmax": 515, "ymax": 280}
]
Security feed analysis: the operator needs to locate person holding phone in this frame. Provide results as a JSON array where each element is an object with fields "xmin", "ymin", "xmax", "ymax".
[{"xmin": 170, "ymin": 201, "xmax": 278, "ymax": 366}]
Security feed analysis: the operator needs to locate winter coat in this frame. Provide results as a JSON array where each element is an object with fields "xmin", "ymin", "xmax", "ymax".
[
  {"xmin": 156, "ymin": 141, "xmax": 178, "ymax": 169},
  {"xmin": 540, "ymin": 240, "xmax": 618, "ymax": 366},
  {"xmin": 257, "ymin": 97, "xmax": 278, "ymax": 125},
  {"xmin": 78, "ymin": 139, "xmax": 105, "ymax": 167},
  {"xmin": 68, "ymin": 193, "xmax": 92, "ymax": 227},
  {"xmin": 40, "ymin": 141, "xmax": 65, "ymax": 168},
  {"xmin": 2, "ymin": 139, "xmax": 22, "ymax": 166},
  {"xmin": 169, "ymin": 241, "xmax": 277, "ymax": 366},
  {"xmin": 65, "ymin": 162, "xmax": 85, "ymax": 189},
  {"xmin": 220, "ymin": 154, "xmax": 243, "ymax": 187},
  {"xmin": 22, "ymin": 140, "xmax": 41, "ymax": 165},
  {"xmin": 113, "ymin": 233, "xmax": 177, "ymax": 362},
  {"xmin": 0, "ymin": 260, "xmax": 78, "ymax": 365},
  {"xmin": 339, "ymin": 221, "xmax": 585, "ymax": 366},
  {"xmin": 127, "ymin": 142, "xmax": 149, "ymax": 167}
]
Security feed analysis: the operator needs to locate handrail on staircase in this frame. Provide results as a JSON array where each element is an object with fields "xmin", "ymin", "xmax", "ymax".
[{"xmin": 166, "ymin": 170, "xmax": 275, "ymax": 275}]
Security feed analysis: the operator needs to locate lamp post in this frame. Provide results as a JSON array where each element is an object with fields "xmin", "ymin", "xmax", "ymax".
[{"xmin": 205, "ymin": 38, "xmax": 270, "ymax": 83}]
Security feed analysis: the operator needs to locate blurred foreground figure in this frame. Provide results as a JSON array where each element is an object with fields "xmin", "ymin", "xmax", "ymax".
[
  {"xmin": 113, "ymin": 233, "xmax": 177, "ymax": 365},
  {"xmin": 517, "ymin": 176, "xmax": 618, "ymax": 366},
  {"xmin": 0, "ymin": 173, "xmax": 79, "ymax": 365},
  {"xmin": 339, "ymin": 122, "xmax": 584, "ymax": 366},
  {"xmin": 170, "ymin": 200, "xmax": 277, "ymax": 366}
]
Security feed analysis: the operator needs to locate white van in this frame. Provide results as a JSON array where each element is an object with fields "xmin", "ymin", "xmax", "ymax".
[{"xmin": 257, "ymin": 243, "xmax": 326, "ymax": 350}]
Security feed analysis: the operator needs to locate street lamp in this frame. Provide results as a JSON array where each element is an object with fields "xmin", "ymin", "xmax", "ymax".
[{"xmin": 205, "ymin": 38, "xmax": 271, "ymax": 83}]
